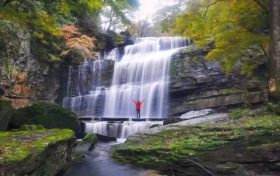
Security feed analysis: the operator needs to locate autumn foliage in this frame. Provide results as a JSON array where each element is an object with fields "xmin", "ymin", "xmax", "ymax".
[{"xmin": 61, "ymin": 25, "xmax": 97, "ymax": 60}]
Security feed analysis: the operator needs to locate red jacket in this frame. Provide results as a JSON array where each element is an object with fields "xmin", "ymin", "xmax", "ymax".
[{"xmin": 133, "ymin": 100, "xmax": 144, "ymax": 110}]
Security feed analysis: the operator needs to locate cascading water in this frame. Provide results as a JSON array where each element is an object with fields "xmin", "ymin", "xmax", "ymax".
[
  {"xmin": 63, "ymin": 58, "xmax": 114, "ymax": 117},
  {"xmin": 104, "ymin": 37, "xmax": 189, "ymax": 119},
  {"xmin": 63, "ymin": 37, "xmax": 190, "ymax": 139},
  {"xmin": 85, "ymin": 121, "xmax": 163, "ymax": 139}
]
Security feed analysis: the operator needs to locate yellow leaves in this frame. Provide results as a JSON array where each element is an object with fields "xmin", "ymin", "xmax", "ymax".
[
  {"xmin": 78, "ymin": 0, "xmax": 103, "ymax": 11},
  {"xmin": 173, "ymin": 0, "xmax": 269, "ymax": 75},
  {"xmin": 207, "ymin": 48, "xmax": 223, "ymax": 60},
  {"xmin": 174, "ymin": 0, "xmax": 269, "ymax": 70}
]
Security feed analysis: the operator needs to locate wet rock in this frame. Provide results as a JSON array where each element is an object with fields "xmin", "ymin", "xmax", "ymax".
[
  {"xmin": 169, "ymin": 46, "xmax": 267, "ymax": 116},
  {"xmin": 163, "ymin": 116, "xmax": 182, "ymax": 125},
  {"xmin": 0, "ymin": 20, "xmax": 62, "ymax": 106},
  {"xmin": 113, "ymin": 115, "xmax": 280, "ymax": 176},
  {"xmin": 9, "ymin": 102, "xmax": 80, "ymax": 134},
  {"xmin": 150, "ymin": 124, "xmax": 162, "ymax": 128},
  {"xmin": 96, "ymin": 134, "xmax": 117, "ymax": 142},
  {"xmin": 180, "ymin": 109, "xmax": 213, "ymax": 120}
]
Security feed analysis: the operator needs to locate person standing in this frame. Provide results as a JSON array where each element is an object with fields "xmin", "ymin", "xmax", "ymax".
[{"xmin": 132, "ymin": 99, "xmax": 144, "ymax": 118}]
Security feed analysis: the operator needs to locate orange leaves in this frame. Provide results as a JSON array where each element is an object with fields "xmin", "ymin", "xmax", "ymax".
[
  {"xmin": 61, "ymin": 25, "xmax": 97, "ymax": 59},
  {"xmin": 62, "ymin": 25, "xmax": 82, "ymax": 41}
]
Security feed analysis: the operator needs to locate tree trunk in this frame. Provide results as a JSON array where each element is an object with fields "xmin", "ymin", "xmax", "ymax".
[{"xmin": 269, "ymin": 0, "xmax": 280, "ymax": 100}]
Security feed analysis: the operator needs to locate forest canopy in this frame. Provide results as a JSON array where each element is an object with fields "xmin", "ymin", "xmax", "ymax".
[
  {"xmin": 157, "ymin": 0, "xmax": 269, "ymax": 76},
  {"xmin": 0, "ymin": 0, "xmax": 139, "ymax": 62}
]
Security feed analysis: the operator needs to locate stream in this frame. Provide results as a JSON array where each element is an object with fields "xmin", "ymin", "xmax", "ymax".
[{"xmin": 64, "ymin": 142, "xmax": 161, "ymax": 176}]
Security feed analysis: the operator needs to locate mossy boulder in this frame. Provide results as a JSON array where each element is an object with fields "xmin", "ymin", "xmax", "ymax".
[
  {"xmin": 0, "ymin": 129, "xmax": 75, "ymax": 176},
  {"xmin": 0, "ymin": 99, "xmax": 13, "ymax": 131},
  {"xmin": 75, "ymin": 133, "xmax": 98, "ymax": 154},
  {"xmin": 10, "ymin": 102, "xmax": 80, "ymax": 134},
  {"xmin": 113, "ymin": 115, "xmax": 280, "ymax": 176},
  {"xmin": 82, "ymin": 133, "xmax": 98, "ymax": 144}
]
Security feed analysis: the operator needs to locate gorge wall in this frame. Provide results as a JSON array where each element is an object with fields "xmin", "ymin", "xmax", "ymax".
[
  {"xmin": 0, "ymin": 23, "xmax": 267, "ymax": 116},
  {"xmin": 63, "ymin": 43, "xmax": 267, "ymax": 118},
  {"xmin": 0, "ymin": 21, "xmax": 127, "ymax": 109},
  {"xmin": 0, "ymin": 21, "xmax": 64, "ymax": 107},
  {"xmin": 168, "ymin": 46, "xmax": 267, "ymax": 116}
]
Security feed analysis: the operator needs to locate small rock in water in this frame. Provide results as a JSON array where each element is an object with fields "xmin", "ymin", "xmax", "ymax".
[{"xmin": 96, "ymin": 134, "xmax": 117, "ymax": 141}]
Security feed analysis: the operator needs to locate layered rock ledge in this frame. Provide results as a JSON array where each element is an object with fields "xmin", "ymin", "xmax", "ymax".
[
  {"xmin": 113, "ymin": 113, "xmax": 280, "ymax": 176},
  {"xmin": 169, "ymin": 47, "xmax": 267, "ymax": 116}
]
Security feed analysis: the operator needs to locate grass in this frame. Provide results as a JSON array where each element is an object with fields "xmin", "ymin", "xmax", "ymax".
[{"xmin": 0, "ymin": 129, "xmax": 74, "ymax": 164}]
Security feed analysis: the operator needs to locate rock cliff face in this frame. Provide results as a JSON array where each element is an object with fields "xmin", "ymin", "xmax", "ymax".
[
  {"xmin": 0, "ymin": 21, "xmax": 131, "ymax": 109},
  {"xmin": 1, "ymin": 22, "xmax": 267, "ymax": 115},
  {"xmin": 168, "ymin": 47, "xmax": 267, "ymax": 116},
  {"xmin": 0, "ymin": 21, "xmax": 62, "ymax": 108}
]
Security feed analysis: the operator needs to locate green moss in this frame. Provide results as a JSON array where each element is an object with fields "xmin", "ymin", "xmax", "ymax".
[
  {"xmin": 10, "ymin": 102, "xmax": 80, "ymax": 134},
  {"xmin": 113, "ymin": 115, "xmax": 280, "ymax": 168},
  {"xmin": 229, "ymin": 108, "xmax": 251, "ymax": 120},
  {"xmin": 0, "ymin": 129, "xmax": 74, "ymax": 164},
  {"xmin": 82, "ymin": 133, "xmax": 97, "ymax": 144}
]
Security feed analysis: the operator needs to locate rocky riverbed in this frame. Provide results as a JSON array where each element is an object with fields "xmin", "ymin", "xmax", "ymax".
[{"xmin": 113, "ymin": 109, "xmax": 280, "ymax": 176}]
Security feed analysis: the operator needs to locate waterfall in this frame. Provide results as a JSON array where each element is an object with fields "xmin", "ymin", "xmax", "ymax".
[
  {"xmin": 63, "ymin": 37, "xmax": 189, "ymax": 119},
  {"xmin": 85, "ymin": 121, "xmax": 163, "ymax": 139},
  {"xmin": 62, "ymin": 58, "xmax": 114, "ymax": 117},
  {"xmin": 104, "ymin": 37, "xmax": 189, "ymax": 119},
  {"xmin": 63, "ymin": 37, "xmax": 189, "ymax": 139}
]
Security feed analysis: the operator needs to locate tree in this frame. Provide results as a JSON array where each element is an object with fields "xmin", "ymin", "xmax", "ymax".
[
  {"xmin": 0, "ymin": 0, "xmax": 104, "ymax": 61},
  {"xmin": 101, "ymin": 0, "xmax": 139, "ymax": 31},
  {"xmin": 153, "ymin": 0, "xmax": 188, "ymax": 35},
  {"xmin": 269, "ymin": 0, "xmax": 280, "ymax": 99},
  {"xmin": 171, "ymin": 0, "xmax": 269, "ymax": 76}
]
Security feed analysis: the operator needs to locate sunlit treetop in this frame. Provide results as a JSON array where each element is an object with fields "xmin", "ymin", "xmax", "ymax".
[{"xmin": 163, "ymin": 0, "xmax": 269, "ymax": 76}]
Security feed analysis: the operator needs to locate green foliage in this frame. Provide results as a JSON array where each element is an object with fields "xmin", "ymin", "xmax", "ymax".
[
  {"xmin": 0, "ymin": 129, "xmax": 74, "ymax": 164},
  {"xmin": 170, "ymin": 0, "xmax": 269, "ymax": 75},
  {"xmin": 102, "ymin": 0, "xmax": 139, "ymax": 30},
  {"xmin": 10, "ymin": 102, "xmax": 80, "ymax": 134},
  {"xmin": 0, "ymin": 0, "xmax": 139, "ymax": 63},
  {"xmin": 82, "ymin": 133, "xmax": 98, "ymax": 144},
  {"xmin": 153, "ymin": 1, "xmax": 186, "ymax": 34}
]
